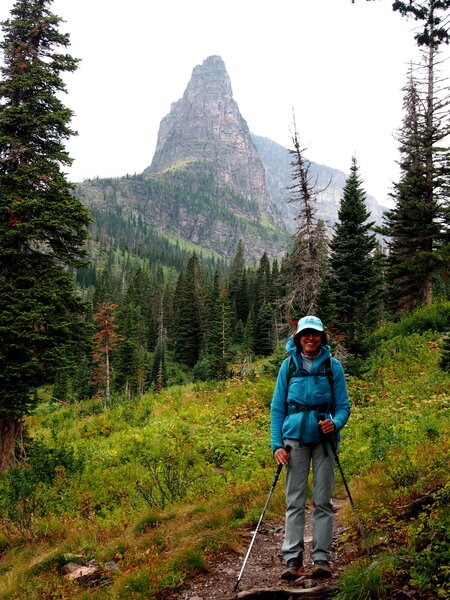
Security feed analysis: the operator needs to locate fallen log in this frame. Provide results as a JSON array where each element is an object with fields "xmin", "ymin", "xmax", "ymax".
[
  {"xmin": 235, "ymin": 583, "xmax": 338, "ymax": 599},
  {"xmin": 396, "ymin": 493, "xmax": 435, "ymax": 519}
]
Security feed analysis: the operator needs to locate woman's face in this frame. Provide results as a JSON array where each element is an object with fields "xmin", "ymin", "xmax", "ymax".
[{"xmin": 299, "ymin": 328, "xmax": 322, "ymax": 357}]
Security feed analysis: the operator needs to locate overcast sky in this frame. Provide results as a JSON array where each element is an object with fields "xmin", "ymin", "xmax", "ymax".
[{"xmin": 1, "ymin": 0, "xmax": 430, "ymax": 207}]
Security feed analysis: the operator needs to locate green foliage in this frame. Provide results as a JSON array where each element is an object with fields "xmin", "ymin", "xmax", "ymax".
[
  {"xmin": 365, "ymin": 301, "xmax": 450, "ymax": 346},
  {"xmin": 0, "ymin": 441, "xmax": 83, "ymax": 538},
  {"xmin": 335, "ymin": 559, "xmax": 393, "ymax": 600},
  {"xmin": 133, "ymin": 449, "xmax": 196, "ymax": 510},
  {"xmin": 400, "ymin": 483, "xmax": 450, "ymax": 598},
  {"xmin": 440, "ymin": 333, "xmax": 450, "ymax": 372},
  {"xmin": 171, "ymin": 546, "xmax": 206, "ymax": 573},
  {"xmin": 0, "ymin": 308, "xmax": 448, "ymax": 599},
  {"xmin": 328, "ymin": 157, "xmax": 383, "ymax": 354},
  {"xmin": 393, "ymin": 0, "xmax": 450, "ymax": 48},
  {"xmin": 0, "ymin": 0, "xmax": 91, "ymax": 429},
  {"xmin": 173, "ymin": 253, "xmax": 203, "ymax": 368},
  {"xmin": 192, "ymin": 357, "xmax": 214, "ymax": 381},
  {"xmin": 379, "ymin": 56, "xmax": 448, "ymax": 311},
  {"xmin": 255, "ymin": 303, "xmax": 275, "ymax": 356}
]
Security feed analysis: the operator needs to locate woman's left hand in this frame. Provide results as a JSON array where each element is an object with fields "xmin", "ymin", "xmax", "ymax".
[{"xmin": 318, "ymin": 419, "xmax": 335, "ymax": 435}]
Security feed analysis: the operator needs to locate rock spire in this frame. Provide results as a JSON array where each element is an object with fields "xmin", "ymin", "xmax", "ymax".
[{"xmin": 147, "ymin": 55, "xmax": 281, "ymax": 225}]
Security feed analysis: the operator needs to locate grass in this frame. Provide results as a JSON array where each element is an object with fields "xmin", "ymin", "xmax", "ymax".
[{"xmin": 0, "ymin": 305, "xmax": 449, "ymax": 599}]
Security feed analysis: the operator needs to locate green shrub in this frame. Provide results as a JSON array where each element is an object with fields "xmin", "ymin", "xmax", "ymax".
[
  {"xmin": 439, "ymin": 333, "xmax": 450, "ymax": 372},
  {"xmin": 366, "ymin": 302, "xmax": 450, "ymax": 346},
  {"xmin": 335, "ymin": 558, "xmax": 393, "ymax": 600},
  {"xmin": 171, "ymin": 547, "xmax": 206, "ymax": 572},
  {"xmin": 0, "ymin": 441, "xmax": 84, "ymax": 538},
  {"xmin": 134, "ymin": 512, "xmax": 165, "ymax": 534},
  {"xmin": 400, "ymin": 483, "xmax": 450, "ymax": 598},
  {"xmin": 192, "ymin": 357, "xmax": 214, "ymax": 381}
]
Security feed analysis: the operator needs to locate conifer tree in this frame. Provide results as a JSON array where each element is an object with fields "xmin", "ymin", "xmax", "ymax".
[
  {"xmin": 209, "ymin": 285, "xmax": 232, "ymax": 379},
  {"xmin": 150, "ymin": 340, "xmax": 167, "ymax": 391},
  {"xmin": 72, "ymin": 355, "xmax": 94, "ymax": 401},
  {"xmin": 149, "ymin": 293, "xmax": 168, "ymax": 391},
  {"xmin": 255, "ymin": 252, "xmax": 273, "ymax": 306},
  {"xmin": 91, "ymin": 304, "xmax": 122, "ymax": 405},
  {"xmin": 173, "ymin": 253, "xmax": 204, "ymax": 368},
  {"xmin": 381, "ymin": 1, "xmax": 450, "ymax": 310},
  {"xmin": 381, "ymin": 64, "xmax": 448, "ymax": 311},
  {"xmin": 243, "ymin": 306, "xmax": 256, "ymax": 355},
  {"xmin": 229, "ymin": 240, "xmax": 249, "ymax": 323},
  {"xmin": 255, "ymin": 303, "xmax": 275, "ymax": 356},
  {"xmin": 92, "ymin": 265, "xmax": 116, "ymax": 307},
  {"xmin": 0, "ymin": 0, "xmax": 91, "ymax": 468},
  {"xmin": 329, "ymin": 157, "xmax": 382, "ymax": 352}
]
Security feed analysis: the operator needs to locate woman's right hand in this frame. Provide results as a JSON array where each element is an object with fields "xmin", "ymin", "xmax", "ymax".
[{"xmin": 274, "ymin": 447, "xmax": 290, "ymax": 465}]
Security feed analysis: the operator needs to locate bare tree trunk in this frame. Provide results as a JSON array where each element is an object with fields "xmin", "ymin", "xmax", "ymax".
[
  {"xmin": 423, "ymin": 6, "xmax": 435, "ymax": 306},
  {"xmin": 0, "ymin": 413, "xmax": 23, "ymax": 471},
  {"xmin": 105, "ymin": 342, "xmax": 110, "ymax": 402}
]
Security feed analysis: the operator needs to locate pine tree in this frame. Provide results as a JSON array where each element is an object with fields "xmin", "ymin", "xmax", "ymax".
[
  {"xmin": 149, "ymin": 292, "xmax": 168, "ymax": 391},
  {"xmin": 173, "ymin": 253, "xmax": 204, "ymax": 368},
  {"xmin": 255, "ymin": 303, "xmax": 275, "ymax": 356},
  {"xmin": 381, "ymin": 64, "xmax": 448, "ymax": 312},
  {"xmin": 329, "ymin": 157, "xmax": 382, "ymax": 352},
  {"xmin": 209, "ymin": 285, "xmax": 232, "ymax": 379},
  {"xmin": 255, "ymin": 252, "xmax": 273, "ymax": 306},
  {"xmin": 92, "ymin": 264, "xmax": 116, "ymax": 307},
  {"xmin": 243, "ymin": 306, "xmax": 256, "ymax": 355},
  {"xmin": 72, "ymin": 354, "xmax": 94, "ymax": 401},
  {"xmin": 229, "ymin": 240, "xmax": 249, "ymax": 323},
  {"xmin": 150, "ymin": 340, "xmax": 167, "ymax": 391},
  {"xmin": 91, "ymin": 304, "xmax": 123, "ymax": 405},
  {"xmin": 0, "ymin": 0, "xmax": 91, "ymax": 469},
  {"xmin": 383, "ymin": 1, "xmax": 450, "ymax": 309}
]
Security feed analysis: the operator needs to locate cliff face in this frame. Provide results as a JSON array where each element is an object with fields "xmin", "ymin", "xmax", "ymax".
[{"xmin": 146, "ymin": 55, "xmax": 282, "ymax": 228}]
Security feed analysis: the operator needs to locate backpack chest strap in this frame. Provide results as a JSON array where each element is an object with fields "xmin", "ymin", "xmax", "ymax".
[
  {"xmin": 287, "ymin": 402, "xmax": 329, "ymax": 415},
  {"xmin": 287, "ymin": 402, "xmax": 331, "ymax": 456}
]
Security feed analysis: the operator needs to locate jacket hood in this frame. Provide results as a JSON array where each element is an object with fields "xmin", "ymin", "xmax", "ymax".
[{"xmin": 285, "ymin": 336, "xmax": 331, "ymax": 371}]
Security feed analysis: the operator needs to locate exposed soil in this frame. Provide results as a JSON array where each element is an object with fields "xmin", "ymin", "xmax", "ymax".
[{"xmin": 166, "ymin": 500, "xmax": 349, "ymax": 600}]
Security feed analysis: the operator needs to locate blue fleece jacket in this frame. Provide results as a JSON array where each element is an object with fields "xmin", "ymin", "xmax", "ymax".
[{"xmin": 270, "ymin": 338, "xmax": 351, "ymax": 452}]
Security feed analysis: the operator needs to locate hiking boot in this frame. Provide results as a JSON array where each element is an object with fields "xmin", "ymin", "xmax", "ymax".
[
  {"xmin": 281, "ymin": 557, "xmax": 304, "ymax": 581},
  {"xmin": 311, "ymin": 559, "xmax": 332, "ymax": 579}
]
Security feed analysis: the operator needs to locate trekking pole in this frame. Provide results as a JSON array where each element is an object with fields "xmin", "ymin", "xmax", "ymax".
[
  {"xmin": 234, "ymin": 446, "xmax": 291, "ymax": 593},
  {"xmin": 328, "ymin": 437, "xmax": 372, "ymax": 558}
]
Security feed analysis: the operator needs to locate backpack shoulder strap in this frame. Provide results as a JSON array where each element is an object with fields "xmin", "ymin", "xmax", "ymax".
[
  {"xmin": 324, "ymin": 356, "xmax": 335, "ymax": 410},
  {"xmin": 286, "ymin": 356, "xmax": 296, "ymax": 387}
]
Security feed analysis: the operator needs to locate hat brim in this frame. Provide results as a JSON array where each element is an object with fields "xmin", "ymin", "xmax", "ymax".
[{"xmin": 295, "ymin": 325, "xmax": 324, "ymax": 335}]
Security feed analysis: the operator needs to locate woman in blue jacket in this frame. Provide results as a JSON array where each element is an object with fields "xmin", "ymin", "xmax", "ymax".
[{"xmin": 271, "ymin": 315, "xmax": 350, "ymax": 581}]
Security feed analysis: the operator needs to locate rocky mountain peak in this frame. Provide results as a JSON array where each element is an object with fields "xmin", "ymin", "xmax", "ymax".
[
  {"xmin": 188, "ymin": 55, "xmax": 233, "ymax": 101},
  {"xmin": 146, "ymin": 55, "xmax": 282, "ymax": 227}
]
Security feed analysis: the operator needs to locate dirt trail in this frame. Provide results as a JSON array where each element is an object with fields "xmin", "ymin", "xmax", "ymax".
[{"xmin": 166, "ymin": 500, "xmax": 348, "ymax": 600}]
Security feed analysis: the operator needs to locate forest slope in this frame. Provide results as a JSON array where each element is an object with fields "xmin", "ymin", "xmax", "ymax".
[{"xmin": 0, "ymin": 303, "xmax": 449, "ymax": 600}]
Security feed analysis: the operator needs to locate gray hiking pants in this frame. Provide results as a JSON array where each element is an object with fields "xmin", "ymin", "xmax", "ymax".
[{"xmin": 282, "ymin": 439, "xmax": 337, "ymax": 563}]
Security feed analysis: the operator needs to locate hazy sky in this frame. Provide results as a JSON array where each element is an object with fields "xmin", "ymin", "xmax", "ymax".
[{"xmin": 1, "ymin": 0, "xmax": 430, "ymax": 206}]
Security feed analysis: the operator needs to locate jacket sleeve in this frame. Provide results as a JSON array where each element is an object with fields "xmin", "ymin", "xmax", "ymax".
[
  {"xmin": 270, "ymin": 358, "xmax": 290, "ymax": 452},
  {"xmin": 330, "ymin": 358, "xmax": 350, "ymax": 432}
]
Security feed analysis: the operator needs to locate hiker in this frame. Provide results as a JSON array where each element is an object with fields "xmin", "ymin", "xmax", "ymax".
[{"xmin": 270, "ymin": 315, "xmax": 350, "ymax": 581}]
